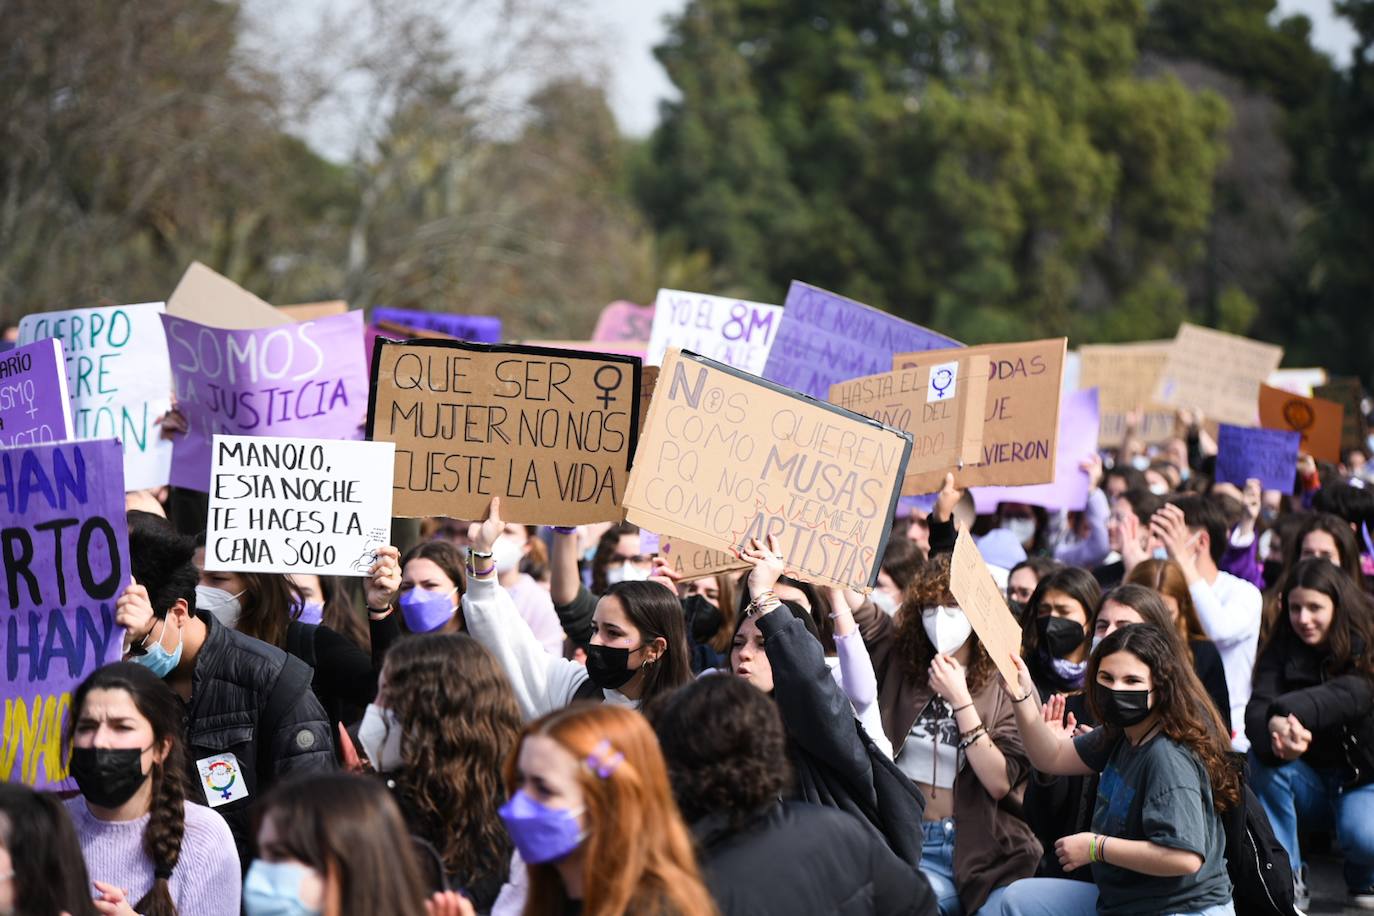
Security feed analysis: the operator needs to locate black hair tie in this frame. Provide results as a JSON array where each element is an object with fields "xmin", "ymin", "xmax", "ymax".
[{"xmin": 154, "ymin": 864, "xmax": 175, "ymax": 881}]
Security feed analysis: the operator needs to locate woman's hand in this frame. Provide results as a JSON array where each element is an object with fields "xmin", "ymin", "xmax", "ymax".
[
  {"xmin": 934, "ymin": 472, "xmax": 963, "ymax": 525},
  {"xmin": 365, "ymin": 545, "xmax": 401, "ymax": 610},
  {"xmin": 1081, "ymin": 452, "xmax": 1104, "ymax": 491},
  {"xmin": 426, "ymin": 891, "xmax": 476, "ymax": 916},
  {"xmin": 92, "ymin": 881, "xmax": 139, "ymax": 916},
  {"xmin": 738, "ymin": 535, "xmax": 786, "ymax": 599},
  {"xmin": 1119, "ymin": 510, "xmax": 1150, "ymax": 572},
  {"xmin": 647, "ymin": 556, "xmax": 682, "ymax": 595},
  {"xmin": 115, "ymin": 580, "xmax": 156, "ymax": 655},
  {"xmin": 1042, "ymin": 693, "xmax": 1079, "ymax": 740},
  {"xmin": 928, "ymin": 653, "xmax": 972, "ymax": 708},
  {"xmin": 1270, "ymin": 713, "xmax": 1311, "ymax": 761},
  {"xmin": 999, "ymin": 651, "xmax": 1038, "ymax": 705},
  {"xmin": 1055, "ymin": 833, "xmax": 1094, "ymax": 872},
  {"xmin": 467, "ymin": 497, "xmax": 504, "ymax": 554}
]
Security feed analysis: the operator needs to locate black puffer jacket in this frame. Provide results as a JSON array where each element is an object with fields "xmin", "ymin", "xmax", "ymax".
[
  {"xmin": 180, "ymin": 612, "xmax": 336, "ymax": 864},
  {"xmin": 695, "ymin": 802, "xmax": 936, "ymax": 916}
]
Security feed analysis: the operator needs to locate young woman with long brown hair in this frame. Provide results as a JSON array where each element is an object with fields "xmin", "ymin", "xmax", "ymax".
[
  {"xmin": 997, "ymin": 623, "xmax": 1239, "ymax": 915},
  {"xmin": 359, "ymin": 633, "xmax": 523, "ymax": 909},
  {"xmin": 502, "ymin": 703, "xmax": 716, "ymax": 916}
]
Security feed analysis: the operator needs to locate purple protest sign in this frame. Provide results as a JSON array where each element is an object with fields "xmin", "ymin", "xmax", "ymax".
[
  {"xmin": 762, "ymin": 281, "xmax": 960, "ymax": 400},
  {"xmin": 371, "ymin": 307, "xmax": 502, "ymax": 343},
  {"xmin": 161, "ymin": 311, "xmax": 370, "ymax": 491},
  {"xmin": 0, "ymin": 339, "xmax": 74, "ymax": 449},
  {"xmin": 593, "ymin": 301, "xmax": 654, "ymax": 343},
  {"xmin": 0, "ymin": 438, "xmax": 128, "ymax": 789},
  {"xmin": 971, "ymin": 388, "xmax": 1102, "ymax": 513},
  {"xmin": 1216, "ymin": 424, "xmax": 1301, "ymax": 494}
]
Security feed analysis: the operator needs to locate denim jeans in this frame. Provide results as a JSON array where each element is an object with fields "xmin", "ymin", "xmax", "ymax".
[
  {"xmin": 993, "ymin": 878, "xmax": 1235, "ymax": 916},
  {"xmin": 920, "ymin": 818, "xmax": 1010, "ymax": 916},
  {"xmin": 1248, "ymin": 751, "xmax": 1374, "ymax": 891}
]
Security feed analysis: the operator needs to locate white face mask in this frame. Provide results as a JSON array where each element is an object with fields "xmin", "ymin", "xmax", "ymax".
[
  {"xmin": 871, "ymin": 590, "xmax": 899, "ymax": 617},
  {"xmin": 492, "ymin": 538, "xmax": 524, "ymax": 575},
  {"xmin": 605, "ymin": 560, "xmax": 650, "ymax": 586},
  {"xmin": 922, "ymin": 605, "xmax": 973, "ymax": 655},
  {"xmin": 1001, "ymin": 517, "xmax": 1037, "ymax": 546},
  {"xmin": 196, "ymin": 585, "xmax": 244, "ymax": 629},
  {"xmin": 358, "ymin": 703, "xmax": 404, "ymax": 773}
]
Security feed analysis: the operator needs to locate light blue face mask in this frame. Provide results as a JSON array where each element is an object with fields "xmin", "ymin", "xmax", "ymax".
[
  {"xmin": 243, "ymin": 860, "xmax": 322, "ymax": 916},
  {"xmin": 130, "ymin": 617, "xmax": 182, "ymax": 679}
]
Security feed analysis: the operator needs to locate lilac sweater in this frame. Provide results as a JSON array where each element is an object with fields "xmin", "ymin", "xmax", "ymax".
[{"xmin": 65, "ymin": 797, "xmax": 241, "ymax": 916}]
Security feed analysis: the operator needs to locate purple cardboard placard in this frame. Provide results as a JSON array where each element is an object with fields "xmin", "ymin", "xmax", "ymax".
[
  {"xmin": 1216, "ymin": 424, "xmax": 1301, "ymax": 495},
  {"xmin": 0, "ymin": 438, "xmax": 129, "ymax": 789},
  {"xmin": 371, "ymin": 307, "xmax": 502, "ymax": 343},
  {"xmin": 0, "ymin": 338, "xmax": 74, "ymax": 448},
  {"xmin": 761, "ymin": 281, "xmax": 960, "ymax": 400},
  {"xmin": 161, "ymin": 311, "xmax": 370, "ymax": 491},
  {"xmin": 593, "ymin": 301, "xmax": 654, "ymax": 343},
  {"xmin": 972, "ymin": 388, "xmax": 1102, "ymax": 513}
]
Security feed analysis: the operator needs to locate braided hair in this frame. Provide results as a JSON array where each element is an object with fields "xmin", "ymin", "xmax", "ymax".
[{"xmin": 68, "ymin": 662, "xmax": 188, "ymax": 915}]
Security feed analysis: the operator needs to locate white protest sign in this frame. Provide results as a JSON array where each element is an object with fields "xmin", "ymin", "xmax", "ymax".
[
  {"xmin": 647, "ymin": 289, "xmax": 783, "ymax": 374},
  {"xmin": 205, "ymin": 435, "xmax": 395, "ymax": 576},
  {"xmin": 17, "ymin": 303, "xmax": 174, "ymax": 490}
]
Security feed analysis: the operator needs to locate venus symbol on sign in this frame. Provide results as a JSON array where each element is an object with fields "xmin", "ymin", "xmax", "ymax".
[{"xmin": 594, "ymin": 365, "xmax": 623, "ymax": 409}]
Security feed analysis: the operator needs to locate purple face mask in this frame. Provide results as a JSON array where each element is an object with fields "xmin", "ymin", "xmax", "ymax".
[
  {"xmin": 498, "ymin": 790, "xmax": 584, "ymax": 864},
  {"xmin": 293, "ymin": 601, "xmax": 325, "ymax": 626},
  {"xmin": 399, "ymin": 587, "xmax": 456, "ymax": 633}
]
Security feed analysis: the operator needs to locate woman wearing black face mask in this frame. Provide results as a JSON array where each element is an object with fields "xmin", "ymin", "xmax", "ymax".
[
  {"xmin": 996, "ymin": 624, "xmax": 1240, "ymax": 916},
  {"xmin": 1020, "ymin": 568, "xmax": 1102, "ymax": 700},
  {"xmin": 64, "ymin": 662, "xmax": 241, "ymax": 916}
]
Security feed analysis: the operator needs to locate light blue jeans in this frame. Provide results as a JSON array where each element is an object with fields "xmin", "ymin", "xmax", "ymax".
[
  {"xmin": 1248, "ymin": 751, "xmax": 1374, "ymax": 891},
  {"xmin": 992, "ymin": 878, "xmax": 1235, "ymax": 916},
  {"xmin": 920, "ymin": 818, "xmax": 1010, "ymax": 916}
]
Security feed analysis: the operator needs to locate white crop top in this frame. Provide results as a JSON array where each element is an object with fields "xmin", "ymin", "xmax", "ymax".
[{"xmin": 896, "ymin": 696, "xmax": 958, "ymax": 789}]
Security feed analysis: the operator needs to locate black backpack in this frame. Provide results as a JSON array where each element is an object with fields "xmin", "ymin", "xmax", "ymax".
[{"xmin": 1222, "ymin": 755, "xmax": 1300, "ymax": 916}]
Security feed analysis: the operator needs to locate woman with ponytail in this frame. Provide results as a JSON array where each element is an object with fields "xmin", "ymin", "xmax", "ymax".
[{"xmin": 65, "ymin": 662, "xmax": 241, "ymax": 916}]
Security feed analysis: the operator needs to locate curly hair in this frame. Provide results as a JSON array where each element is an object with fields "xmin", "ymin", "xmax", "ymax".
[
  {"xmin": 894, "ymin": 554, "xmax": 996, "ymax": 693},
  {"xmin": 67, "ymin": 663, "xmax": 187, "ymax": 916},
  {"xmin": 1087, "ymin": 624, "xmax": 1240, "ymax": 812},
  {"xmin": 648, "ymin": 675, "xmax": 793, "ymax": 828},
  {"xmin": 382, "ymin": 634, "xmax": 521, "ymax": 898}
]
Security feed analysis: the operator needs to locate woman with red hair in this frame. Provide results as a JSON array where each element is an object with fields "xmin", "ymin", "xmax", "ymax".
[{"xmin": 502, "ymin": 703, "xmax": 716, "ymax": 916}]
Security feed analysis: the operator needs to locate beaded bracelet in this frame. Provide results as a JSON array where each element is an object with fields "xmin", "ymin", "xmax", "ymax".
[{"xmin": 957, "ymin": 727, "xmax": 986, "ymax": 750}]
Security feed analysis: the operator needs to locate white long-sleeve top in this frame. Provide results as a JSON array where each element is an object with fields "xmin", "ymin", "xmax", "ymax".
[
  {"xmin": 1189, "ymin": 570, "xmax": 1262, "ymax": 751},
  {"xmin": 826, "ymin": 630, "xmax": 894, "ymax": 759}
]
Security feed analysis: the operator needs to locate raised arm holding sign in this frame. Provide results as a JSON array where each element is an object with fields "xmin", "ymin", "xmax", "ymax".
[{"xmin": 948, "ymin": 527, "xmax": 1023, "ymax": 689}]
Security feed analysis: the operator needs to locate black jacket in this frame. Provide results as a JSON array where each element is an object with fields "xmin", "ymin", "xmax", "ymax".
[
  {"xmin": 180, "ymin": 612, "xmax": 336, "ymax": 864},
  {"xmin": 1190, "ymin": 638, "xmax": 1232, "ymax": 734},
  {"xmin": 758, "ymin": 609, "xmax": 927, "ymax": 868},
  {"xmin": 695, "ymin": 802, "xmax": 936, "ymax": 916},
  {"xmin": 1246, "ymin": 636, "xmax": 1374, "ymax": 783}
]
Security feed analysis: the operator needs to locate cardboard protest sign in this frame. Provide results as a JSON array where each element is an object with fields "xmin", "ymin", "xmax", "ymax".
[
  {"xmin": 167, "ymin": 261, "xmax": 290, "ymax": 330},
  {"xmin": 624, "ymin": 349, "xmax": 912, "ymax": 591},
  {"xmin": 893, "ymin": 338, "xmax": 1068, "ymax": 491},
  {"xmin": 0, "ymin": 439, "xmax": 128, "ymax": 789},
  {"xmin": 161, "ymin": 311, "xmax": 370, "ymax": 491},
  {"xmin": 641, "ymin": 530, "xmax": 749, "ymax": 581},
  {"xmin": 1267, "ymin": 368, "xmax": 1327, "ymax": 398},
  {"xmin": 368, "ymin": 340, "xmax": 641, "ymax": 525},
  {"xmin": 762, "ymin": 282, "xmax": 960, "ymax": 401},
  {"xmin": 647, "ymin": 289, "xmax": 783, "ymax": 375},
  {"xmin": 526, "ymin": 340, "xmax": 648, "ymax": 360},
  {"xmin": 829, "ymin": 355, "xmax": 989, "ymax": 495},
  {"xmin": 1258, "ymin": 384, "xmax": 1343, "ymax": 465},
  {"xmin": 1314, "ymin": 378, "xmax": 1368, "ymax": 453},
  {"xmin": 949, "ymin": 528, "xmax": 1022, "ymax": 688},
  {"xmin": 0, "ymin": 339, "xmax": 74, "ymax": 449},
  {"xmin": 1152, "ymin": 323, "xmax": 1283, "ymax": 427},
  {"xmin": 972, "ymin": 388, "xmax": 1101, "ymax": 513},
  {"xmin": 18, "ymin": 303, "xmax": 175, "ymax": 490},
  {"xmin": 1078, "ymin": 341, "xmax": 1175, "ymax": 446},
  {"xmin": 279, "ymin": 300, "xmax": 350, "ymax": 321},
  {"xmin": 1215, "ymin": 424, "xmax": 1300, "ymax": 494},
  {"xmin": 372, "ymin": 307, "xmax": 502, "ymax": 343},
  {"xmin": 593, "ymin": 301, "xmax": 655, "ymax": 343},
  {"xmin": 206, "ymin": 435, "xmax": 395, "ymax": 576}
]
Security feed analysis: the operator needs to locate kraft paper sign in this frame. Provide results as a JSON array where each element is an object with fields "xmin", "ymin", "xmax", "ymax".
[
  {"xmin": 167, "ymin": 262, "xmax": 290, "ymax": 330},
  {"xmin": 894, "ymin": 338, "xmax": 1068, "ymax": 491},
  {"xmin": 1216, "ymin": 424, "xmax": 1300, "ymax": 494},
  {"xmin": 641, "ymin": 530, "xmax": 749, "ymax": 581},
  {"xmin": 279, "ymin": 300, "xmax": 349, "ymax": 321},
  {"xmin": 949, "ymin": 527, "xmax": 1023, "ymax": 688},
  {"xmin": 0, "ymin": 339, "xmax": 74, "ymax": 449},
  {"xmin": 647, "ymin": 289, "xmax": 783, "ymax": 375},
  {"xmin": 1078, "ymin": 341, "xmax": 1175, "ymax": 446},
  {"xmin": 1314, "ymin": 378, "xmax": 1368, "ymax": 453},
  {"xmin": 1152, "ymin": 324, "xmax": 1283, "ymax": 427},
  {"xmin": 829, "ymin": 355, "xmax": 989, "ymax": 495},
  {"xmin": 624, "ymin": 349, "xmax": 912, "ymax": 591},
  {"xmin": 368, "ymin": 339, "xmax": 641, "ymax": 525},
  {"xmin": 762, "ymin": 281, "xmax": 960, "ymax": 401},
  {"xmin": 972, "ymin": 387, "xmax": 1101, "ymax": 513},
  {"xmin": 206, "ymin": 435, "xmax": 396, "ymax": 576},
  {"xmin": 1258, "ymin": 384, "xmax": 1343, "ymax": 465},
  {"xmin": 18, "ymin": 302, "xmax": 175, "ymax": 490},
  {"xmin": 0, "ymin": 438, "xmax": 128, "ymax": 789}
]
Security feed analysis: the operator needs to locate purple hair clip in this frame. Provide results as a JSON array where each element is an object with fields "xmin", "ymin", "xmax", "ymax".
[{"xmin": 585, "ymin": 739, "xmax": 624, "ymax": 779}]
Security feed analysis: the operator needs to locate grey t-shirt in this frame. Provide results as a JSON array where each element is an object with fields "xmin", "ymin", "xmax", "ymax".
[{"xmin": 1073, "ymin": 729, "xmax": 1232, "ymax": 915}]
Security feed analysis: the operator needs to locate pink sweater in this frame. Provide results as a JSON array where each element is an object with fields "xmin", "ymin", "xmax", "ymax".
[{"xmin": 65, "ymin": 797, "xmax": 241, "ymax": 916}]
